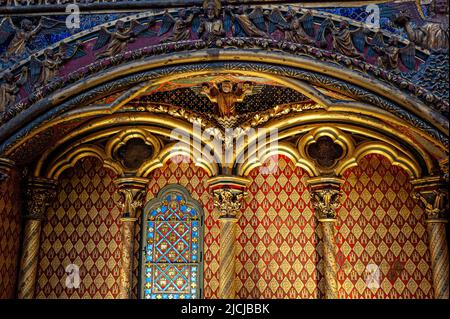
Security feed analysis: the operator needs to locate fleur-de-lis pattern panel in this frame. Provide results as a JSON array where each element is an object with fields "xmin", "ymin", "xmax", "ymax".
[
  {"xmin": 0, "ymin": 168, "xmax": 22, "ymax": 299},
  {"xmin": 238, "ymin": 156, "xmax": 323, "ymax": 298},
  {"xmin": 35, "ymin": 158, "xmax": 122, "ymax": 299},
  {"xmin": 337, "ymin": 154, "xmax": 433, "ymax": 298}
]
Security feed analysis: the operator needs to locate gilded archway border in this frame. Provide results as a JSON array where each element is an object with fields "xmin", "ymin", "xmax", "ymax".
[{"xmin": 0, "ymin": 60, "xmax": 447, "ymax": 159}]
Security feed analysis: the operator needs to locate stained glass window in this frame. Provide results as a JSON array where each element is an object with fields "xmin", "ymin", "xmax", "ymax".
[{"xmin": 141, "ymin": 185, "xmax": 203, "ymax": 299}]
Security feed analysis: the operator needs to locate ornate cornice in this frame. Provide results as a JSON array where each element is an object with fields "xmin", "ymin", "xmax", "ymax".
[
  {"xmin": 0, "ymin": 1, "xmax": 388, "ymax": 14},
  {"xmin": 1, "ymin": 60, "xmax": 447, "ymax": 161},
  {"xmin": 1, "ymin": 37, "xmax": 445, "ymax": 125},
  {"xmin": 0, "ymin": 2, "xmax": 446, "ymax": 125}
]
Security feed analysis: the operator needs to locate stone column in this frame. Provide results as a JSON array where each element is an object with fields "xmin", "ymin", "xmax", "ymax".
[
  {"xmin": 307, "ymin": 177, "xmax": 343, "ymax": 299},
  {"xmin": 17, "ymin": 177, "xmax": 57, "ymax": 299},
  {"xmin": 412, "ymin": 176, "xmax": 449, "ymax": 299},
  {"xmin": 208, "ymin": 176, "xmax": 250, "ymax": 299},
  {"xmin": 114, "ymin": 177, "xmax": 149, "ymax": 299}
]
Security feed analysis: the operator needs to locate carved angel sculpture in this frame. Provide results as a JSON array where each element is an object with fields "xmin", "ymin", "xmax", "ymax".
[
  {"xmin": 226, "ymin": 5, "xmax": 267, "ymax": 38},
  {"xmin": 27, "ymin": 41, "xmax": 86, "ymax": 88},
  {"xmin": 94, "ymin": 20, "xmax": 149, "ymax": 59},
  {"xmin": 158, "ymin": 9, "xmax": 198, "ymax": 43},
  {"xmin": 0, "ymin": 17, "xmax": 66, "ymax": 60},
  {"xmin": 282, "ymin": 10, "xmax": 315, "ymax": 44},
  {"xmin": 393, "ymin": 0, "xmax": 448, "ymax": 52},
  {"xmin": 199, "ymin": 81, "xmax": 255, "ymax": 117},
  {"xmin": 331, "ymin": 20, "xmax": 363, "ymax": 58},
  {"xmin": 0, "ymin": 68, "xmax": 28, "ymax": 114},
  {"xmin": 370, "ymin": 35, "xmax": 416, "ymax": 70},
  {"xmin": 317, "ymin": 18, "xmax": 363, "ymax": 58}
]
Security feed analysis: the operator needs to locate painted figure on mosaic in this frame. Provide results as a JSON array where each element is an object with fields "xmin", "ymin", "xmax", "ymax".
[
  {"xmin": 393, "ymin": 0, "xmax": 449, "ymax": 51},
  {"xmin": 159, "ymin": 9, "xmax": 199, "ymax": 43}
]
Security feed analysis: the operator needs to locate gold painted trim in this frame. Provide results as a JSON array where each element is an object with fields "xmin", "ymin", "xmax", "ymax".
[
  {"xmin": 47, "ymin": 145, "xmax": 124, "ymax": 180},
  {"xmin": 336, "ymin": 141, "xmax": 422, "ymax": 178},
  {"xmin": 207, "ymin": 175, "xmax": 251, "ymax": 189}
]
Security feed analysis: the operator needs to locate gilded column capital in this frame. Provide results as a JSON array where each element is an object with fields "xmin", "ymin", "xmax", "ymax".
[
  {"xmin": 412, "ymin": 176, "xmax": 448, "ymax": 222},
  {"xmin": 207, "ymin": 175, "xmax": 250, "ymax": 220},
  {"xmin": 114, "ymin": 177, "xmax": 149, "ymax": 218},
  {"xmin": 307, "ymin": 177, "xmax": 344, "ymax": 221},
  {"xmin": 212, "ymin": 188, "xmax": 247, "ymax": 220},
  {"xmin": 25, "ymin": 177, "xmax": 58, "ymax": 221},
  {"xmin": 311, "ymin": 188, "xmax": 342, "ymax": 221},
  {"xmin": 0, "ymin": 157, "xmax": 15, "ymax": 182}
]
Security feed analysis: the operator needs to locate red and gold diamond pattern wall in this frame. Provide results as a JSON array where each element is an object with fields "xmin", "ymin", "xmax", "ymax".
[
  {"xmin": 237, "ymin": 156, "xmax": 322, "ymax": 298},
  {"xmin": 0, "ymin": 168, "xmax": 22, "ymax": 299},
  {"xmin": 337, "ymin": 154, "xmax": 433, "ymax": 298},
  {"xmin": 35, "ymin": 158, "xmax": 122, "ymax": 299},
  {"xmin": 33, "ymin": 154, "xmax": 433, "ymax": 299}
]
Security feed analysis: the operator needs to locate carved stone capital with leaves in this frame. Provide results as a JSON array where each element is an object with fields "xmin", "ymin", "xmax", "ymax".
[
  {"xmin": 213, "ymin": 189, "xmax": 246, "ymax": 220},
  {"xmin": 413, "ymin": 189, "xmax": 448, "ymax": 222},
  {"xmin": 117, "ymin": 188, "xmax": 146, "ymax": 218},
  {"xmin": 311, "ymin": 188, "xmax": 342, "ymax": 221},
  {"xmin": 25, "ymin": 179, "xmax": 58, "ymax": 220},
  {"xmin": 114, "ymin": 177, "xmax": 149, "ymax": 219}
]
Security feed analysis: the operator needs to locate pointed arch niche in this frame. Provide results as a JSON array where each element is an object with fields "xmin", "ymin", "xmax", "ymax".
[{"xmin": 140, "ymin": 184, "xmax": 204, "ymax": 299}]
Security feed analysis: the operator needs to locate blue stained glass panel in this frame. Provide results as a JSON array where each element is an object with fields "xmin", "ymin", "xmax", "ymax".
[{"xmin": 142, "ymin": 191, "xmax": 201, "ymax": 300}]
